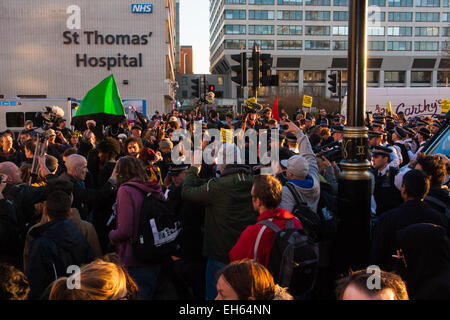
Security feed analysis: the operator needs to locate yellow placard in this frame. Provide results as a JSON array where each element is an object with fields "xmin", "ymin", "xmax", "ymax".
[
  {"xmin": 387, "ymin": 102, "xmax": 392, "ymax": 115},
  {"xmin": 302, "ymin": 95, "xmax": 313, "ymax": 108},
  {"xmin": 220, "ymin": 128, "xmax": 233, "ymax": 144},
  {"xmin": 442, "ymin": 99, "xmax": 450, "ymax": 114}
]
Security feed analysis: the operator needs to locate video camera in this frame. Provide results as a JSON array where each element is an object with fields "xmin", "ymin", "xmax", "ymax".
[
  {"xmin": 34, "ymin": 106, "xmax": 64, "ymax": 131},
  {"xmin": 314, "ymin": 141, "xmax": 342, "ymax": 163},
  {"xmin": 243, "ymin": 97, "xmax": 264, "ymax": 115}
]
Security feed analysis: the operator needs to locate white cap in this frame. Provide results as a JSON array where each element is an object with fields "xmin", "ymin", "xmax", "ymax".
[{"xmin": 286, "ymin": 155, "xmax": 309, "ymax": 178}]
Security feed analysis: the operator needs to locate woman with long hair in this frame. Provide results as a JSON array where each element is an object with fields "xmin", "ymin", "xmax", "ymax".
[{"xmin": 108, "ymin": 156, "xmax": 164, "ymax": 300}]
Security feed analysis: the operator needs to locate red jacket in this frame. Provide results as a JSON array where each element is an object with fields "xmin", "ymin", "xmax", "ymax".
[{"xmin": 229, "ymin": 208, "xmax": 302, "ymax": 268}]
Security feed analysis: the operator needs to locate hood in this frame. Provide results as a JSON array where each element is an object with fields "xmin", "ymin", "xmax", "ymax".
[
  {"xmin": 29, "ymin": 219, "xmax": 85, "ymax": 251},
  {"xmin": 122, "ymin": 181, "xmax": 162, "ymax": 197},
  {"xmin": 396, "ymin": 223, "xmax": 450, "ymax": 291},
  {"xmin": 288, "ymin": 175, "xmax": 316, "ymax": 190}
]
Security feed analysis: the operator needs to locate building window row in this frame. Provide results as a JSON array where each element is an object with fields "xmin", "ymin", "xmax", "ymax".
[{"xmin": 225, "ymin": 0, "xmax": 449, "ymax": 6}]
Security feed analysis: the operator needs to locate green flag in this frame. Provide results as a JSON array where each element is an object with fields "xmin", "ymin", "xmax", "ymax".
[{"xmin": 71, "ymin": 75, "xmax": 126, "ymax": 129}]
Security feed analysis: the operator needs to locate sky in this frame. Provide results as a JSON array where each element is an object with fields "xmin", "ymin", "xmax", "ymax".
[{"xmin": 180, "ymin": 0, "xmax": 211, "ymax": 74}]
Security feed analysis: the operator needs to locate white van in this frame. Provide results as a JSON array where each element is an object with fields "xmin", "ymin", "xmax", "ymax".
[{"xmin": 0, "ymin": 98, "xmax": 78, "ymax": 133}]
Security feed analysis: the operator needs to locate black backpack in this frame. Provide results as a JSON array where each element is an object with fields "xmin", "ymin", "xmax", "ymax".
[
  {"xmin": 285, "ymin": 182, "xmax": 322, "ymax": 241},
  {"xmin": 254, "ymin": 219, "xmax": 319, "ymax": 299},
  {"xmin": 131, "ymin": 188, "xmax": 182, "ymax": 263}
]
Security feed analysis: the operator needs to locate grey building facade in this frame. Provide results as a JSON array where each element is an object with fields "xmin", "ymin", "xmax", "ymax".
[
  {"xmin": 209, "ymin": 0, "xmax": 450, "ymax": 100},
  {"xmin": 0, "ymin": 0, "xmax": 177, "ymax": 116}
]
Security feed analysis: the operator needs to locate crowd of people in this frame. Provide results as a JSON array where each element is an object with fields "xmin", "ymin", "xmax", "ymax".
[{"xmin": 0, "ymin": 102, "xmax": 448, "ymax": 301}]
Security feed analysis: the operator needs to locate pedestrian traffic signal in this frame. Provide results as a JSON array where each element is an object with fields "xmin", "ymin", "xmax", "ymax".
[
  {"xmin": 252, "ymin": 45, "xmax": 261, "ymax": 89},
  {"xmin": 231, "ymin": 53, "xmax": 247, "ymax": 87},
  {"xmin": 328, "ymin": 73, "xmax": 337, "ymax": 94},
  {"xmin": 191, "ymin": 78, "xmax": 200, "ymax": 98},
  {"xmin": 209, "ymin": 85, "xmax": 215, "ymax": 93}
]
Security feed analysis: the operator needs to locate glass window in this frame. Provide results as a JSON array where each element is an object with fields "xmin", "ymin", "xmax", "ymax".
[
  {"xmin": 369, "ymin": 0, "xmax": 386, "ymax": 5},
  {"xmin": 388, "ymin": 12, "xmax": 412, "ymax": 21},
  {"xmin": 277, "ymin": 71, "xmax": 299, "ymax": 83},
  {"xmin": 277, "ymin": 0, "xmax": 303, "ymax": 4},
  {"xmin": 387, "ymin": 26, "xmax": 412, "ymax": 36},
  {"xmin": 225, "ymin": 10, "xmax": 246, "ymax": 20},
  {"xmin": 416, "ymin": 0, "xmax": 440, "ymax": 6},
  {"xmin": 277, "ymin": 40, "xmax": 303, "ymax": 49},
  {"xmin": 248, "ymin": 40, "xmax": 274, "ymax": 50},
  {"xmin": 305, "ymin": 26, "xmax": 330, "ymax": 35},
  {"xmin": 305, "ymin": 40, "xmax": 330, "ymax": 50},
  {"xmin": 5, "ymin": 112, "xmax": 24, "ymax": 128},
  {"xmin": 333, "ymin": 40, "xmax": 348, "ymax": 50},
  {"xmin": 443, "ymin": 41, "xmax": 450, "ymax": 51},
  {"xmin": 225, "ymin": 0, "xmax": 246, "ymax": 4},
  {"xmin": 368, "ymin": 27, "xmax": 385, "ymax": 36},
  {"xmin": 414, "ymin": 41, "xmax": 439, "ymax": 51},
  {"xmin": 224, "ymin": 25, "xmax": 246, "ymax": 34},
  {"xmin": 304, "ymin": 71, "xmax": 326, "ymax": 82},
  {"xmin": 388, "ymin": 0, "xmax": 413, "ymax": 6},
  {"xmin": 411, "ymin": 71, "xmax": 432, "ymax": 83},
  {"xmin": 332, "ymin": 26, "xmax": 348, "ymax": 35},
  {"xmin": 277, "ymin": 10, "xmax": 303, "ymax": 20},
  {"xmin": 443, "ymin": 13, "xmax": 450, "ymax": 21},
  {"xmin": 415, "ymin": 12, "xmax": 440, "ymax": 22},
  {"xmin": 384, "ymin": 71, "xmax": 406, "ymax": 84},
  {"xmin": 305, "ymin": 0, "xmax": 331, "ymax": 5},
  {"xmin": 218, "ymin": 77, "xmax": 224, "ymax": 86},
  {"xmin": 249, "ymin": 10, "xmax": 275, "ymax": 19},
  {"xmin": 224, "ymin": 39, "xmax": 246, "ymax": 49},
  {"xmin": 367, "ymin": 71, "xmax": 380, "ymax": 84},
  {"xmin": 415, "ymin": 27, "xmax": 439, "ymax": 36},
  {"xmin": 277, "ymin": 25, "xmax": 303, "ymax": 35},
  {"xmin": 369, "ymin": 41, "xmax": 386, "ymax": 50},
  {"xmin": 248, "ymin": 25, "xmax": 274, "ymax": 34},
  {"xmin": 368, "ymin": 11, "xmax": 386, "ymax": 22},
  {"xmin": 249, "ymin": 0, "xmax": 274, "ymax": 4},
  {"xmin": 333, "ymin": 11, "xmax": 348, "ymax": 21},
  {"xmin": 387, "ymin": 41, "xmax": 412, "ymax": 50},
  {"xmin": 437, "ymin": 71, "xmax": 450, "ymax": 86},
  {"xmin": 443, "ymin": 27, "xmax": 450, "ymax": 37},
  {"xmin": 333, "ymin": 0, "xmax": 348, "ymax": 5},
  {"xmin": 305, "ymin": 11, "xmax": 331, "ymax": 20},
  {"xmin": 444, "ymin": 0, "xmax": 450, "ymax": 6}
]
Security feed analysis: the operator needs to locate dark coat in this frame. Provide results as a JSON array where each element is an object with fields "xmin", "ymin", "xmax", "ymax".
[
  {"xmin": 0, "ymin": 199, "xmax": 22, "ymax": 267},
  {"xmin": 396, "ymin": 223, "xmax": 450, "ymax": 300},
  {"xmin": 370, "ymin": 200, "xmax": 449, "ymax": 270},
  {"xmin": 59, "ymin": 172, "xmax": 115, "ymax": 221},
  {"xmin": 25, "ymin": 218, "xmax": 94, "ymax": 299},
  {"xmin": 167, "ymin": 183, "xmax": 205, "ymax": 261}
]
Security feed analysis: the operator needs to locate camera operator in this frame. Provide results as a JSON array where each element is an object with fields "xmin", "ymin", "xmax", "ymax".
[{"xmin": 55, "ymin": 118, "xmax": 73, "ymax": 143}]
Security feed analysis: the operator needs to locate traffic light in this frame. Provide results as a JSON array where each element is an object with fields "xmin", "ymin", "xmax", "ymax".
[
  {"xmin": 231, "ymin": 53, "xmax": 247, "ymax": 87},
  {"xmin": 191, "ymin": 78, "xmax": 200, "ymax": 98},
  {"xmin": 252, "ymin": 45, "xmax": 261, "ymax": 89},
  {"xmin": 260, "ymin": 53, "xmax": 271, "ymax": 86},
  {"xmin": 328, "ymin": 73, "xmax": 337, "ymax": 94},
  {"xmin": 209, "ymin": 84, "xmax": 215, "ymax": 93}
]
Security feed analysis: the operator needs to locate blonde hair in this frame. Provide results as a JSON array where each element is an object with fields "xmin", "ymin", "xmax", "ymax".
[{"xmin": 49, "ymin": 260, "xmax": 128, "ymax": 300}]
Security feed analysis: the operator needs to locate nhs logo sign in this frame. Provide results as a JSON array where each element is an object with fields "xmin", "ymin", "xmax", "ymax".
[{"xmin": 132, "ymin": 4, "xmax": 153, "ymax": 13}]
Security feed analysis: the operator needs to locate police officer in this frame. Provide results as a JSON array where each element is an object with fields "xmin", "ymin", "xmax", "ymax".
[
  {"xmin": 368, "ymin": 131, "xmax": 401, "ymax": 170},
  {"xmin": 391, "ymin": 127, "xmax": 410, "ymax": 168},
  {"xmin": 370, "ymin": 146, "xmax": 403, "ymax": 216}
]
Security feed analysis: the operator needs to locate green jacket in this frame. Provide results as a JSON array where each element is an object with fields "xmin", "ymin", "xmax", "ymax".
[{"xmin": 182, "ymin": 165, "xmax": 257, "ymax": 264}]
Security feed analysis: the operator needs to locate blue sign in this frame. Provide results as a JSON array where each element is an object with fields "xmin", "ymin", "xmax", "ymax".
[
  {"xmin": 0, "ymin": 101, "xmax": 17, "ymax": 107},
  {"xmin": 132, "ymin": 4, "xmax": 153, "ymax": 13}
]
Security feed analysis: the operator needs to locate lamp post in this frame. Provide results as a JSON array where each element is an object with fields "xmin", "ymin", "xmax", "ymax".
[{"xmin": 333, "ymin": 0, "xmax": 372, "ymax": 275}]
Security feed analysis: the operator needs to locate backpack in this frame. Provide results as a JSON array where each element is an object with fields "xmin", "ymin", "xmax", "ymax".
[
  {"xmin": 131, "ymin": 188, "xmax": 182, "ymax": 263},
  {"xmin": 285, "ymin": 182, "xmax": 322, "ymax": 241},
  {"xmin": 254, "ymin": 219, "xmax": 319, "ymax": 299},
  {"xmin": 316, "ymin": 182, "xmax": 338, "ymax": 241}
]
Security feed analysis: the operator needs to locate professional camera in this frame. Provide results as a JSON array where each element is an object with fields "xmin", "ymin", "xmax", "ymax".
[
  {"xmin": 34, "ymin": 106, "xmax": 65, "ymax": 130},
  {"xmin": 317, "ymin": 145, "xmax": 342, "ymax": 163},
  {"xmin": 314, "ymin": 141, "xmax": 342, "ymax": 163}
]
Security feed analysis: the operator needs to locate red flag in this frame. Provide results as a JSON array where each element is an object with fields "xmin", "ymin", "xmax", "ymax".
[{"xmin": 272, "ymin": 96, "xmax": 280, "ymax": 121}]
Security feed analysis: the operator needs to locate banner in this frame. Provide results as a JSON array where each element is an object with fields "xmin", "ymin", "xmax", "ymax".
[{"xmin": 302, "ymin": 95, "xmax": 312, "ymax": 108}]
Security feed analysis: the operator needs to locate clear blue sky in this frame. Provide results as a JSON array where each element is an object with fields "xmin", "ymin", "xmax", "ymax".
[{"xmin": 180, "ymin": 0, "xmax": 211, "ymax": 74}]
